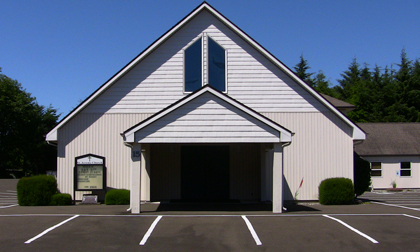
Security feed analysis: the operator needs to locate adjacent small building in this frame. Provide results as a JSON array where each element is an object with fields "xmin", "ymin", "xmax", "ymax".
[
  {"xmin": 355, "ymin": 123, "xmax": 420, "ymax": 189},
  {"xmin": 46, "ymin": 2, "xmax": 365, "ymax": 213}
]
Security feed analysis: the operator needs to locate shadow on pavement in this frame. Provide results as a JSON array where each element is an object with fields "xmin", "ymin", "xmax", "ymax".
[{"xmin": 140, "ymin": 201, "xmax": 320, "ymax": 213}]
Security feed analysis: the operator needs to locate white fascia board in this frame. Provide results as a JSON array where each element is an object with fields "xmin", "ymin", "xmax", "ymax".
[
  {"xmin": 123, "ymin": 86, "xmax": 292, "ymax": 143},
  {"xmin": 353, "ymin": 128, "xmax": 366, "ymax": 141},
  {"xmin": 45, "ymin": 129, "xmax": 57, "ymax": 142},
  {"xmin": 45, "ymin": 4, "xmax": 209, "ymax": 141},
  {"xmin": 206, "ymin": 4, "xmax": 365, "ymax": 140}
]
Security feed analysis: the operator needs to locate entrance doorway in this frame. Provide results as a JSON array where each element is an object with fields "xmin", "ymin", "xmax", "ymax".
[{"xmin": 181, "ymin": 145, "xmax": 230, "ymax": 200}]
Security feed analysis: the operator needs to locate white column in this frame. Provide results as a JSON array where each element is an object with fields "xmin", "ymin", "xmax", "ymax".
[
  {"xmin": 261, "ymin": 144, "xmax": 273, "ymax": 201},
  {"xmin": 141, "ymin": 144, "xmax": 150, "ymax": 201},
  {"xmin": 272, "ymin": 143, "xmax": 283, "ymax": 213},
  {"xmin": 131, "ymin": 144, "xmax": 141, "ymax": 214}
]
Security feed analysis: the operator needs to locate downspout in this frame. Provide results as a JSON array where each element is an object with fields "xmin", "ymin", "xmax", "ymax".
[
  {"xmin": 280, "ymin": 133, "xmax": 293, "ymax": 211},
  {"xmin": 47, "ymin": 141, "xmax": 58, "ymax": 147}
]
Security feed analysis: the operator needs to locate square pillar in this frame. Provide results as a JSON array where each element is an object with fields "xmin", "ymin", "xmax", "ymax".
[
  {"xmin": 131, "ymin": 144, "xmax": 141, "ymax": 214},
  {"xmin": 272, "ymin": 143, "xmax": 283, "ymax": 213},
  {"xmin": 261, "ymin": 144, "xmax": 273, "ymax": 201},
  {"xmin": 141, "ymin": 144, "xmax": 150, "ymax": 201}
]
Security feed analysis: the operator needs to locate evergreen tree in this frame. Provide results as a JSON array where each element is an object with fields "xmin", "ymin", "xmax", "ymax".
[
  {"xmin": 294, "ymin": 55, "xmax": 315, "ymax": 87},
  {"xmin": 336, "ymin": 58, "xmax": 361, "ymax": 101},
  {"xmin": 313, "ymin": 71, "xmax": 337, "ymax": 97},
  {"xmin": 292, "ymin": 50, "xmax": 420, "ymax": 123}
]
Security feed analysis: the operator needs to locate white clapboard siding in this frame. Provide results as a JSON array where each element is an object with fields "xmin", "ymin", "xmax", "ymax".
[
  {"xmin": 56, "ymin": 113, "xmax": 153, "ymax": 199},
  {"xmin": 57, "ymin": 111, "xmax": 352, "ymax": 201},
  {"xmin": 263, "ymin": 111, "xmax": 354, "ymax": 201},
  {"xmin": 135, "ymin": 92, "xmax": 280, "ymax": 143},
  {"xmin": 82, "ymin": 9, "xmax": 326, "ymax": 115}
]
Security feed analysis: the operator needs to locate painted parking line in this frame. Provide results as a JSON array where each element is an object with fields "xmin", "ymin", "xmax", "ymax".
[
  {"xmin": 403, "ymin": 214, "xmax": 420, "ymax": 220},
  {"xmin": 323, "ymin": 215, "xmax": 378, "ymax": 244},
  {"xmin": 0, "ymin": 204, "xmax": 18, "ymax": 209},
  {"xmin": 372, "ymin": 202, "xmax": 420, "ymax": 211},
  {"xmin": 24, "ymin": 215, "xmax": 80, "ymax": 244},
  {"xmin": 139, "ymin": 215, "xmax": 162, "ymax": 246},
  {"xmin": 241, "ymin": 215, "xmax": 262, "ymax": 246}
]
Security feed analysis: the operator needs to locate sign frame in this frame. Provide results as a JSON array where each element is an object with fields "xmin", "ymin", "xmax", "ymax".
[{"xmin": 74, "ymin": 154, "xmax": 107, "ymax": 192}]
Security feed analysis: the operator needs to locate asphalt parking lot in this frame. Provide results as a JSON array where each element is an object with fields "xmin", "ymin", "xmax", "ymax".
[{"xmin": 2, "ymin": 179, "xmax": 420, "ymax": 251}]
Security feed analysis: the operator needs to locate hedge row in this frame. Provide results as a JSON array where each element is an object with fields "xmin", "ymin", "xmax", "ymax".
[
  {"xmin": 17, "ymin": 175, "xmax": 58, "ymax": 206},
  {"xmin": 17, "ymin": 175, "xmax": 72, "ymax": 206}
]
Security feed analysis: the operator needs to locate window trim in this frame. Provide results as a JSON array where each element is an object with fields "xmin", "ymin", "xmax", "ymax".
[
  {"xmin": 183, "ymin": 36, "xmax": 204, "ymax": 94},
  {"xmin": 183, "ymin": 34, "xmax": 227, "ymax": 93},
  {"xmin": 207, "ymin": 35, "xmax": 227, "ymax": 93},
  {"xmin": 400, "ymin": 161, "xmax": 411, "ymax": 177},
  {"xmin": 371, "ymin": 162, "xmax": 382, "ymax": 177}
]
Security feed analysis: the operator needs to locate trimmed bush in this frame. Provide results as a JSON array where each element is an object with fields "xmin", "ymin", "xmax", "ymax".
[
  {"xmin": 17, "ymin": 175, "xmax": 57, "ymax": 206},
  {"xmin": 105, "ymin": 189, "xmax": 130, "ymax": 205},
  {"xmin": 50, "ymin": 193, "xmax": 72, "ymax": 206},
  {"xmin": 354, "ymin": 152, "xmax": 371, "ymax": 196},
  {"xmin": 319, "ymin": 177, "xmax": 354, "ymax": 205}
]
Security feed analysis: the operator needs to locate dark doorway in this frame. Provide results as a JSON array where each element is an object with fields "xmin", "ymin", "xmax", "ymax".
[{"xmin": 181, "ymin": 145, "xmax": 230, "ymax": 201}]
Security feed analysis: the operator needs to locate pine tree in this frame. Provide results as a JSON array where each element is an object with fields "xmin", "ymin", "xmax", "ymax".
[{"xmin": 294, "ymin": 55, "xmax": 315, "ymax": 87}]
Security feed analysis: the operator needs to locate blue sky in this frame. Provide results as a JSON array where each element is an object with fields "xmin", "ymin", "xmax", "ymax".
[{"xmin": 1, "ymin": 0, "xmax": 419, "ymax": 119}]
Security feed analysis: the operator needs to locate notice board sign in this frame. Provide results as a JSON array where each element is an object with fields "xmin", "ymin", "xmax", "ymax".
[{"xmin": 74, "ymin": 154, "xmax": 106, "ymax": 191}]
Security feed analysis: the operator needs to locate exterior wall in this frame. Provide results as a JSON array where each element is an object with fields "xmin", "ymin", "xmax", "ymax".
[
  {"xmin": 57, "ymin": 109, "xmax": 354, "ymax": 202},
  {"xmin": 57, "ymin": 113, "xmax": 152, "ymax": 200},
  {"xmin": 82, "ymin": 10, "xmax": 326, "ymax": 115},
  {"xmin": 264, "ymin": 111, "xmax": 354, "ymax": 201},
  {"xmin": 362, "ymin": 156, "xmax": 420, "ymax": 189},
  {"xmin": 135, "ymin": 92, "xmax": 280, "ymax": 143}
]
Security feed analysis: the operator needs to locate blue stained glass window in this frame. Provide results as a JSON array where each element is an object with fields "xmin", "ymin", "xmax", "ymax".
[
  {"xmin": 185, "ymin": 38, "xmax": 202, "ymax": 92},
  {"xmin": 208, "ymin": 37, "xmax": 225, "ymax": 92}
]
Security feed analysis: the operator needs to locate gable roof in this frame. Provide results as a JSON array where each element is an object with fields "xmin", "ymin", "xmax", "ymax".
[
  {"xmin": 355, "ymin": 123, "xmax": 420, "ymax": 156},
  {"xmin": 123, "ymin": 85, "xmax": 292, "ymax": 143},
  {"xmin": 46, "ymin": 2, "xmax": 365, "ymax": 142}
]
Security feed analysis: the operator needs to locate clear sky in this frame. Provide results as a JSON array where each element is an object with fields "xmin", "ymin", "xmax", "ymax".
[{"xmin": 1, "ymin": 0, "xmax": 419, "ymax": 119}]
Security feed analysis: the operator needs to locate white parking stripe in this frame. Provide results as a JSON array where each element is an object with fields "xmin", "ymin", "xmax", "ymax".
[
  {"xmin": 0, "ymin": 204, "xmax": 18, "ymax": 209},
  {"xmin": 323, "ymin": 215, "xmax": 378, "ymax": 244},
  {"xmin": 241, "ymin": 215, "xmax": 262, "ymax": 246},
  {"xmin": 139, "ymin": 215, "xmax": 162, "ymax": 246},
  {"xmin": 373, "ymin": 202, "xmax": 420, "ymax": 211},
  {"xmin": 403, "ymin": 214, "xmax": 420, "ymax": 220},
  {"xmin": 24, "ymin": 215, "xmax": 79, "ymax": 244}
]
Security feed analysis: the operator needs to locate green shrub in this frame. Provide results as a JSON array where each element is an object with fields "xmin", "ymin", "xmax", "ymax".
[
  {"xmin": 105, "ymin": 189, "xmax": 130, "ymax": 205},
  {"xmin": 17, "ymin": 175, "xmax": 57, "ymax": 206},
  {"xmin": 319, "ymin": 177, "xmax": 355, "ymax": 205},
  {"xmin": 354, "ymin": 152, "xmax": 371, "ymax": 196},
  {"xmin": 50, "ymin": 193, "xmax": 72, "ymax": 206}
]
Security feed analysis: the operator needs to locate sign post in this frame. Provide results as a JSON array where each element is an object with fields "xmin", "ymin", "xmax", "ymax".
[{"xmin": 74, "ymin": 154, "xmax": 106, "ymax": 204}]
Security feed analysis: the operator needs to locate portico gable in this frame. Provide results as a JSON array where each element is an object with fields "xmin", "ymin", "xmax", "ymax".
[{"xmin": 122, "ymin": 85, "xmax": 291, "ymax": 213}]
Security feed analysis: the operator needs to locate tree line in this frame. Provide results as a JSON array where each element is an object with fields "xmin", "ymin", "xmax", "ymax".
[
  {"xmin": 0, "ymin": 68, "xmax": 59, "ymax": 178},
  {"xmin": 294, "ymin": 49, "xmax": 420, "ymax": 123}
]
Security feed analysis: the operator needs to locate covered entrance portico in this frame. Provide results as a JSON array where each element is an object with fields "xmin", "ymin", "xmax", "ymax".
[{"xmin": 122, "ymin": 86, "xmax": 292, "ymax": 213}]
